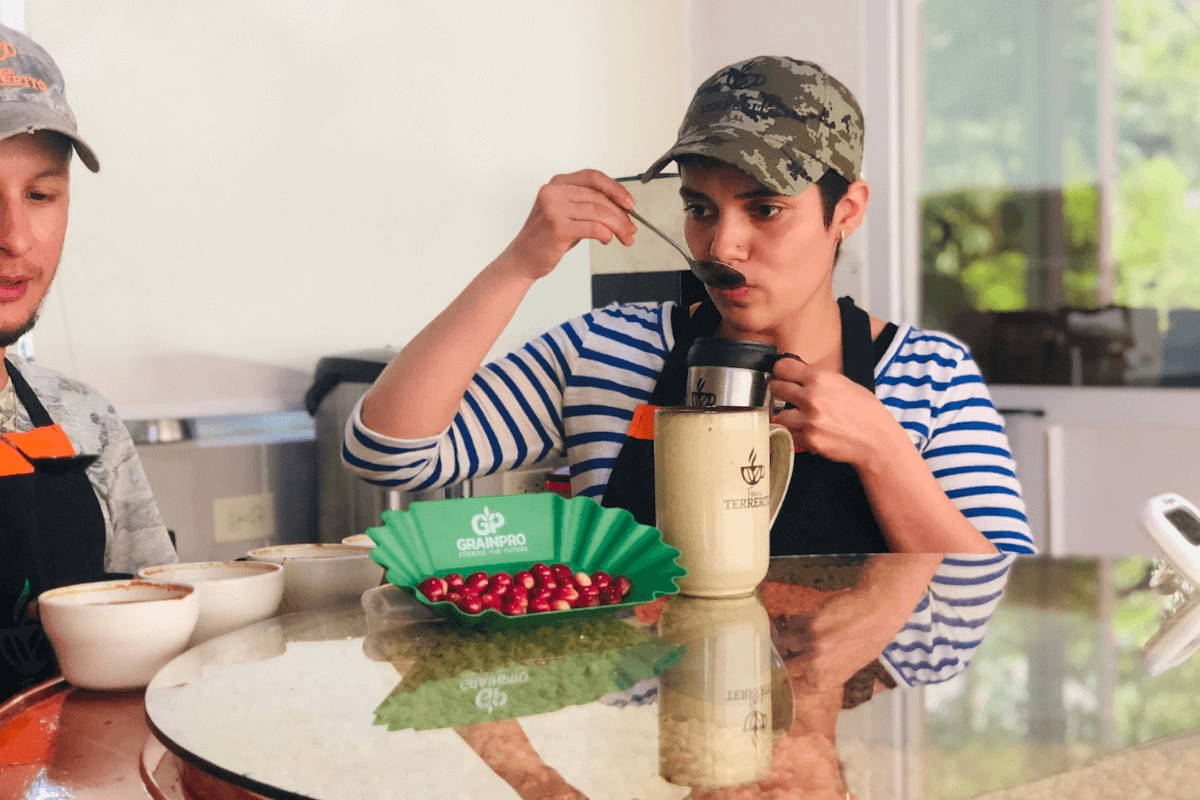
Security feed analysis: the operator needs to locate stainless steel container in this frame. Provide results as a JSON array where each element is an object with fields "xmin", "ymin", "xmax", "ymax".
[
  {"xmin": 686, "ymin": 338, "xmax": 781, "ymax": 408},
  {"xmin": 306, "ymin": 349, "xmax": 567, "ymax": 543},
  {"xmin": 306, "ymin": 349, "xmax": 468, "ymax": 543}
]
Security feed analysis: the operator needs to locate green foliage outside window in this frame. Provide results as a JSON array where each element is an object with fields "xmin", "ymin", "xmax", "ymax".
[{"xmin": 921, "ymin": 0, "xmax": 1200, "ymax": 375}]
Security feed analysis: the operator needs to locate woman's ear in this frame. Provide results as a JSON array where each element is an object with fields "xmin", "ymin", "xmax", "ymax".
[{"xmin": 833, "ymin": 179, "xmax": 870, "ymax": 237}]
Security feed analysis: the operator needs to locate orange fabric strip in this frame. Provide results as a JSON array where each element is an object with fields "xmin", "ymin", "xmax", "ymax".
[
  {"xmin": 3, "ymin": 425, "xmax": 76, "ymax": 459},
  {"xmin": 626, "ymin": 404, "xmax": 660, "ymax": 441},
  {"xmin": 0, "ymin": 425, "xmax": 76, "ymax": 477},
  {"xmin": 0, "ymin": 438, "xmax": 34, "ymax": 476}
]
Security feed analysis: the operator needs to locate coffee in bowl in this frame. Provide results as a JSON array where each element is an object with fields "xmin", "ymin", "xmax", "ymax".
[
  {"xmin": 136, "ymin": 561, "xmax": 284, "ymax": 646},
  {"xmin": 38, "ymin": 579, "xmax": 199, "ymax": 691}
]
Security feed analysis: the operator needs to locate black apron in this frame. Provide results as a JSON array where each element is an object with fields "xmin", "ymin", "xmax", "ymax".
[
  {"xmin": 602, "ymin": 296, "xmax": 890, "ymax": 555},
  {"xmin": 0, "ymin": 358, "xmax": 108, "ymax": 698}
]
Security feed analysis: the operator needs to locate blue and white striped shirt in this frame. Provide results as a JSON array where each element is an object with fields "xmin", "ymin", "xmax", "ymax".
[
  {"xmin": 343, "ymin": 301, "xmax": 1032, "ymax": 684},
  {"xmin": 884, "ymin": 553, "xmax": 1016, "ymax": 686}
]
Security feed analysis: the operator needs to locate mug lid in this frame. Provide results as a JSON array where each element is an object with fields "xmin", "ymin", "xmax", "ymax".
[{"xmin": 687, "ymin": 337, "xmax": 780, "ymax": 372}]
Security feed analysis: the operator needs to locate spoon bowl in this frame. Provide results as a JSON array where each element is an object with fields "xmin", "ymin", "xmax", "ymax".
[{"xmin": 691, "ymin": 259, "xmax": 748, "ymax": 289}]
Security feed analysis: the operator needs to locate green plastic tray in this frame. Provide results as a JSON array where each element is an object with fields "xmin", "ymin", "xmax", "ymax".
[{"xmin": 366, "ymin": 493, "xmax": 686, "ymax": 630}]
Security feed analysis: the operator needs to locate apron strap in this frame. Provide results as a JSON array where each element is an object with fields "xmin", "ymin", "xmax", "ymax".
[
  {"xmin": 601, "ymin": 300, "xmax": 721, "ymax": 521},
  {"xmin": 837, "ymin": 296, "xmax": 876, "ymax": 391},
  {"xmin": 648, "ymin": 300, "xmax": 722, "ymax": 407},
  {"xmin": 4, "ymin": 359, "xmax": 55, "ymax": 428}
]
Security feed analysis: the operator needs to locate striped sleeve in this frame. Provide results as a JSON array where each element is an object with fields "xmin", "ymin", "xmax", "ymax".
[
  {"xmin": 880, "ymin": 329, "xmax": 1036, "ymax": 554},
  {"xmin": 340, "ymin": 314, "xmax": 587, "ymax": 490},
  {"xmin": 563, "ymin": 303, "xmax": 671, "ymax": 498},
  {"xmin": 881, "ymin": 553, "xmax": 1015, "ymax": 686},
  {"xmin": 924, "ymin": 341, "xmax": 1034, "ymax": 554}
]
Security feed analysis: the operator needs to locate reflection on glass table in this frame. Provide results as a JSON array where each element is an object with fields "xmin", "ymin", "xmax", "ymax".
[
  {"xmin": 138, "ymin": 553, "xmax": 1200, "ymax": 799},
  {"xmin": 925, "ymin": 557, "xmax": 1200, "ymax": 799}
]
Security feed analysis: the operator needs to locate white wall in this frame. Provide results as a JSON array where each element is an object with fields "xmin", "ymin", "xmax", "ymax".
[
  {"xmin": 24, "ymin": 0, "xmax": 691, "ymax": 418},
  {"xmin": 688, "ymin": 0, "xmax": 865, "ymax": 91},
  {"xmin": 21, "ymin": 1, "xmax": 893, "ymax": 420}
]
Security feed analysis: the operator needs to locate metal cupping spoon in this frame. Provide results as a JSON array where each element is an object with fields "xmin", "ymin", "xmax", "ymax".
[{"xmin": 624, "ymin": 207, "xmax": 746, "ymax": 289}]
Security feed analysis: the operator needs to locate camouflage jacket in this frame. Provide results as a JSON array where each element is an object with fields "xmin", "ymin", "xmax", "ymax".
[{"xmin": 0, "ymin": 355, "xmax": 176, "ymax": 574}]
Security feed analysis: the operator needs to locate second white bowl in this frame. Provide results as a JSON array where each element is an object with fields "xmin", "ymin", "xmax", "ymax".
[
  {"xmin": 136, "ymin": 560, "xmax": 284, "ymax": 645},
  {"xmin": 246, "ymin": 543, "xmax": 382, "ymax": 612}
]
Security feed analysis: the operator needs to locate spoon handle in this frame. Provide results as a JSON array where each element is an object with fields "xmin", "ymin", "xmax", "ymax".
[{"xmin": 625, "ymin": 207, "xmax": 693, "ymax": 265}]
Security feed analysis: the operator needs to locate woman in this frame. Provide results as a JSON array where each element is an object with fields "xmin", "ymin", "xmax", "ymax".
[{"xmin": 343, "ymin": 56, "xmax": 1034, "ymax": 556}]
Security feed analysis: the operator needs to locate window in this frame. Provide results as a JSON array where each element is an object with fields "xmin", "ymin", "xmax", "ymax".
[{"xmin": 920, "ymin": 0, "xmax": 1200, "ymax": 387}]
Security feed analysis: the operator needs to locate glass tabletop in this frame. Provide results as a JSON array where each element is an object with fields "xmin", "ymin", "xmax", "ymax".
[{"xmin": 143, "ymin": 553, "xmax": 1200, "ymax": 800}]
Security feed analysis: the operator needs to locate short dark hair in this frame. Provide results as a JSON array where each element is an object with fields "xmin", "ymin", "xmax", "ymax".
[{"xmin": 816, "ymin": 169, "xmax": 850, "ymax": 228}]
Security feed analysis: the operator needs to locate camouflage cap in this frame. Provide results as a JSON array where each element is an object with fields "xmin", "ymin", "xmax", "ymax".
[
  {"xmin": 642, "ymin": 56, "xmax": 862, "ymax": 195},
  {"xmin": 0, "ymin": 24, "xmax": 98, "ymax": 171}
]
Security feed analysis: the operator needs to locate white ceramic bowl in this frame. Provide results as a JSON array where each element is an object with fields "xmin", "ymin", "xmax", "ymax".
[
  {"xmin": 39, "ymin": 579, "xmax": 199, "ymax": 691},
  {"xmin": 246, "ymin": 543, "xmax": 382, "ymax": 612},
  {"xmin": 136, "ymin": 561, "xmax": 284, "ymax": 646},
  {"xmin": 341, "ymin": 533, "xmax": 375, "ymax": 548}
]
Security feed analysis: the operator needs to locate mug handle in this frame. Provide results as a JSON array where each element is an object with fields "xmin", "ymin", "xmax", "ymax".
[{"xmin": 766, "ymin": 423, "xmax": 795, "ymax": 527}]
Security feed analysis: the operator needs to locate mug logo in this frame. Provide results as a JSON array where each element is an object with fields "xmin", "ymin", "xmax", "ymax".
[
  {"xmin": 474, "ymin": 687, "xmax": 508, "ymax": 714},
  {"xmin": 740, "ymin": 450, "xmax": 765, "ymax": 486},
  {"xmin": 471, "ymin": 507, "xmax": 505, "ymax": 536},
  {"xmin": 742, "ymin": 709, "xmax": 767, "ymax": 733},
  {"xmin": 690, "ymin": 377, "xmax": 716, "ymax": 408}
]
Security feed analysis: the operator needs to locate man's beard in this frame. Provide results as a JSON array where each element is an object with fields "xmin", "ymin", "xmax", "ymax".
[{"xmin": 0, "ymin": 309, "xmax": 39, "ymax": 348}]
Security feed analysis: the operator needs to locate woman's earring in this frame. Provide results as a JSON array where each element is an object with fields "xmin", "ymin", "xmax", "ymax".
[{"xmin": 840, "ymin": 230, "xmax": 846, "ymax": 242}]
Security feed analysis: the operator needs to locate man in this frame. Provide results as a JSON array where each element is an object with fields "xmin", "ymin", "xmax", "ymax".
[{"xmin": 0, "ymin": 23, "xmax": 175, "ymax": 697}]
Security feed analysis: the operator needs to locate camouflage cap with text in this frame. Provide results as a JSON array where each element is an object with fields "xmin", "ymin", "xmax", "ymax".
[
  {"xmin": 0, "ymin": 24, "xmax": 98, "ymax": 171},
  {"xmin": 641, "ymin": 56, "xmax": 862, "ymax": 195}
]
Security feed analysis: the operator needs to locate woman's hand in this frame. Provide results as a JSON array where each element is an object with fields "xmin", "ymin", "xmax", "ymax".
[
  {"xmin": 358, "ymin": 170, "xmax": 633, "ymax": 440},
  {"xmin": 768, "ymin": 357, "xmax": 910, "ymax": 471},
  {"xmin": 769, "ymin": 360, "xmax": 1000, "ymax": 553},
  {"xmin": 498, "ymin": 169, "xmax": 637, "ymax": 281}
]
